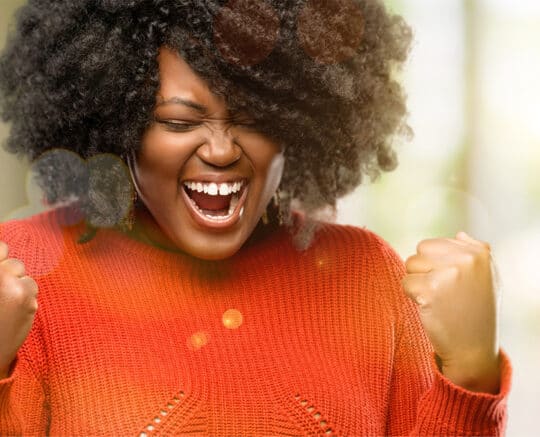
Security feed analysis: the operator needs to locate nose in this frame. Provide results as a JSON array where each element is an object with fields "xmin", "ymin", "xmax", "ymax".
[{"xmin": 196, "ymin": 127, "xmax": 242, "ymax": 168}]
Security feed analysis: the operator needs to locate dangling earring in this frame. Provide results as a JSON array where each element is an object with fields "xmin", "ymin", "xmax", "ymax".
[
  {"xmin": 273, "ymin": 190, "xmax": 284, "ymax": 226},
  {"xmin": 261, "ymin": 208, "xmax": 269, "ymax": 225},
  {"xmin": 262, "ymin": 190, "xmax": 283, "ymax": 226},
  {"xmin": 121, "ymin": 151, "xmax": 139, "ymax": 232},
  {"xmin": 121, "ymin": 187, "xmax": 137, "ymax": 232}
]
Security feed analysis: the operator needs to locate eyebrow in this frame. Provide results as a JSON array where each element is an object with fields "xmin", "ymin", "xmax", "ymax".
[{"xmin": 156, "ymin": 97, "xmax": 208, "ymax": 114}]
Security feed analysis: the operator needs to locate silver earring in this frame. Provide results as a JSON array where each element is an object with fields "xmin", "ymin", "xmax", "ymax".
[
  {"xmin": 273, "ymin": 190, "xmax": 283, "ymax": 226},
  {"xmin": 121, "ymin": 151, "xmax": 139, "ymax": 232}
]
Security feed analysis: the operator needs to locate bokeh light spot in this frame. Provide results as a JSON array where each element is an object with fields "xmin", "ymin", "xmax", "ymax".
[
  {"xmin": 213, "ymin": 0, "xmax": 280, "ymax": 67},
  {"xmin": 0, "ymin": 148, "xmax": 91, "ymax": 278},
  {"xmin": 30, "ymin": 148, "xmax": 89, "ymax": 224},
  {"xmin": 14, "ymin": 148, "xmax": 135, "ymax": 230},
  {"xmin": 297, "ymin": 0, "xmax": 364, "ymax": 65},
  {"xmin": 86, "ymin": 153, "xmax": 134, "ymax": 228},
  {"xmin": 222, "ymin": 308, "xmax": 243, "ymax": 329},
  {"xmin": 187, "ymin": 331, "xmax": 210, "ymax": 351}
]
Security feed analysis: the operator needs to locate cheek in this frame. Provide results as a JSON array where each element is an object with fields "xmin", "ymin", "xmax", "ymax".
[
  {"xmin": 244, "ymin": 134, "xmax": 284, "ymax": 180},
  {"xmin": 255, "ymin": 152, "xmax": 284, "ymax": 208},
  {"xmin": 138, "ymin": 128, "xmax": 193, "ymax": 179}
]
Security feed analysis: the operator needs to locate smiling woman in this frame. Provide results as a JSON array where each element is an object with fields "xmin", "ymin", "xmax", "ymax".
[
  {"xmin": 127, "ymin": 47, "xmax": 284, "ymax": 260},
  {"xmin": 0, "ymin": 0, "xmax": 512, "ymax": 436}
]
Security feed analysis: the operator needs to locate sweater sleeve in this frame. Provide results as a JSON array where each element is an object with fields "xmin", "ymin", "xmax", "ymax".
[
  {"xmin": 0, "ymin": 310, "xmax": 50, "ymax": 435},
  {"xmin": 377, "ymin": 238, "xmax": 513, "ymax": 437},
  {"xmin": 0, "ymin": 219, "xmax": 51, "ymax": 435}
]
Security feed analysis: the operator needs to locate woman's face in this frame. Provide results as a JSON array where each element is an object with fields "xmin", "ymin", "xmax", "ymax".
[{"xmin": 129, "ymin": 46, "xmax": 284, "ymax": 260}]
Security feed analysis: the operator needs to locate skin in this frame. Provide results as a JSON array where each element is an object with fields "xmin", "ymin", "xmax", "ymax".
[
  {"xmin": 402, "ymin": 231, "xmax": 502, "ymax": 393},
  {"xmin": 0, "ymin": 241, "xmax": 39, "ymax": 378},
  {"xmin": 127, "ymin": 46, "xmax": 285, "ymax": 260}
]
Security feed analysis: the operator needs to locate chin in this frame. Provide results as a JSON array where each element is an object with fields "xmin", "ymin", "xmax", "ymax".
[
  {"xmin": 187, "ymin": 244, "xmax": 242, "ymax": 261},
  {"xmin": 180, "ymin": 233, "xmax": 248, "ymax": 261}
]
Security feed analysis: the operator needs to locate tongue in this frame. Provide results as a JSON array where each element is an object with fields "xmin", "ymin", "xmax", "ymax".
[{"xmin": 189, "ymin": 190, "xmax": 232, "ymax": 211}]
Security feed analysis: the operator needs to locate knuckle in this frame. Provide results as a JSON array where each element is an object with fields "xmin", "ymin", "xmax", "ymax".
[
  {"xmin": 404, "ymin": 289, "xmax": 418, "ymax": 304},
  {"xmin": 402, "ymin": 287, "xmax": 414, "ymax": 300},
  {"xmin": 1, "ymin": 258, "xmax": 26, "ymax": 275},
  {"xmin": 22, "ymin": 276, "xmax": 39, "ymax": 296},
  {"xmin": 414, "ymin": 295, "xmax": 427, "ymax": 306},
  {"xmin": 404, "ymin": 255, "xmax": 416, "ymax": 271},
  {"xmin": 401, "ymin": 277, "xmax": 422, "ymax": 302},
  {"xmin": 13, "ymin": 257, "xmax": 25, "ymax": 268},
  {"xmin": 24, "ymin": 294, "xmax": 38, "ymax": 313},
  {"xmin": 10, "ymin": 258, "xmax": 25, "ymax": 270},
  {"xmin": 21, "ymin": 292, "xmax": 38, "ymax": 311},
  {"xmin": 0, "ymin": 276, "xmax": 36, "ymax": 307},
  {"xmin": 417, "ymin": 238, "xmax": 442, "ymax": 254},
  {"xmin": 31, "ymin": 300, "xmax": 39, "ymax": 313}
]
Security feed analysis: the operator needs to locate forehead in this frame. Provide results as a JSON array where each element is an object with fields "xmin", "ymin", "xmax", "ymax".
[{"xmin": 156, "ymin": 46, "xmax": 226, "ymax": 114}]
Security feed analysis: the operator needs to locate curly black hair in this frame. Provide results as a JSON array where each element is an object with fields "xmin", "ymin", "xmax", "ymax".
[{"xmin": 0, "ymin": 0, "xmax": 412, "ymax": 248}]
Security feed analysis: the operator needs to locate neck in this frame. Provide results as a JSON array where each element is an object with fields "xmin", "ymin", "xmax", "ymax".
[
  {"xmin": 125, "ymin": 205, "xmax": 180, "ymax": 253},
  {"xmin": 123, "ymin": 203, "xmax": 283, "ymax": 256}
]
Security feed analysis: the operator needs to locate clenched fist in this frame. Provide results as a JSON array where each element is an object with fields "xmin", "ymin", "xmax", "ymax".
[
  {"xmin": 0, "ymin": 240, "xmax": 39, "ymax": 379},
  {"xmin": 401, "ymin": 231, "xmax": 502, "ymax": 394}
]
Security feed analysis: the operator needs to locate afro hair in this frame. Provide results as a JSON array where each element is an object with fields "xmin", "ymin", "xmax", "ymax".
[{"xmin": 0, "ymin": 0, "xmax": 412, "ymax": 247}]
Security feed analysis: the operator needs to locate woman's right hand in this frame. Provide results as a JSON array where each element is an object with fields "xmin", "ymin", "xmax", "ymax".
[{"xmin": 0, "ymin": 240, "xmax": 39, "ymax": 378}]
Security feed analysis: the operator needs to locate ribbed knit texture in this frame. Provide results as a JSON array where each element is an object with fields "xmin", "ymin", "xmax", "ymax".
[{"xmin": 0, "ymin": 206, "xmax": 512, "ymax": 436}]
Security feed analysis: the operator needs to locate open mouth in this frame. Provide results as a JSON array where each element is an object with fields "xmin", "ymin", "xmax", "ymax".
[{"xmin": 181, "ymin": 179, "xmax": 249, "ymax": 228}]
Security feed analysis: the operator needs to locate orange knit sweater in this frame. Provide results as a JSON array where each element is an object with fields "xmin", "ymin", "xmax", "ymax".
[{"xmin": 0, "ymin": 206, "xmax": 512, "ymax": 436}]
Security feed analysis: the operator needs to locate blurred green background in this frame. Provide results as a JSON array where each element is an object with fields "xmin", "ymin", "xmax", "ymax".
[{"xmin": 1, "ymin": 0, "xmax": 539, "ymax": 435}]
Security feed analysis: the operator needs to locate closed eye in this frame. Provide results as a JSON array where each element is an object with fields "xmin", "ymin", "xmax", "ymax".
[
  {"xmin": 156, "ymin": 119, "xmax": 259, "ymax": 133},
  {"xmin": 232, "ymin": 120, "xmax": 260, "ymax": 132},
  {"xmin": 159, "ymin": 121, "xmax": 200, "ymax": 132}
]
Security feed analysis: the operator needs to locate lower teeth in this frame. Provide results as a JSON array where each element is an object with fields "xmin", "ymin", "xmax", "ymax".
[{"xmin": 189, "ymin": 192, "xmax": 240, "ymax": 221}]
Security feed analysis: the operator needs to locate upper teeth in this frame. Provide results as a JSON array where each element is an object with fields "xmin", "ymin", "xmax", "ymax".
[{"xmin": 184, "ymin": 181, "xmax": 244, "ymax": 196}]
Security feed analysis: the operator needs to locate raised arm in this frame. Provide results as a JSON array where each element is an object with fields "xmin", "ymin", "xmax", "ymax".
[
  {"xmin": 385, "ymin": 288, "xmax": 512, "ymax": 435},
  {"xmin": 379, "ymin": 238, "xmax": 512, "ymax": 436}
]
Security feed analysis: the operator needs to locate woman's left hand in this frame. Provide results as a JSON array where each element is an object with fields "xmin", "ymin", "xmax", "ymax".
[{"xmin": 401, "ymin": 231, "xmax": 502, "ymax": 393}]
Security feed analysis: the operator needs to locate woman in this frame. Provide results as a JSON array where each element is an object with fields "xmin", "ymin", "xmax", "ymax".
[{"xmin": 0, "ymin": 0, "xmax": 511, "ymax": 435}]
